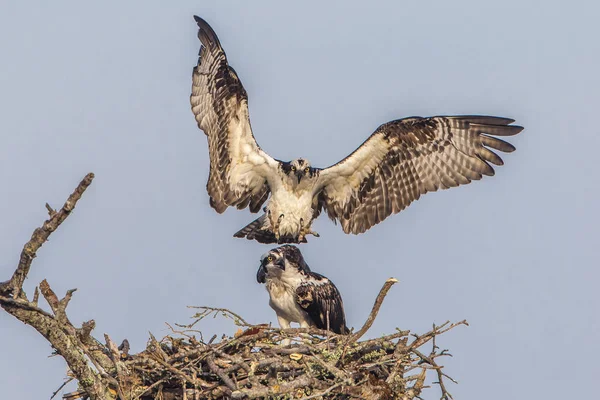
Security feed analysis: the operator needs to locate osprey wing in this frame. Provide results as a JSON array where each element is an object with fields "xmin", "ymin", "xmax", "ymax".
[
  {"xmin": 191, "ymin": 16, "xmax": 279, "ymax": 213},
  {"xmin": 296, "ymin": 274, "xmax": 349, "ymax": 335},
  {"xmin": 317, "ymin": 116, "xmax": 523, "ymax": 234}
]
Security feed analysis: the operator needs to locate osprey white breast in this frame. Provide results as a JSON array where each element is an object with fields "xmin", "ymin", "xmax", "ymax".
[{"xmin": 257, "ymin": 245, "xmax": 350, "ymax": 336}]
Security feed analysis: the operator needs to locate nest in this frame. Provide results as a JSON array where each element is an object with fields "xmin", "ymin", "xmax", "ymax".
[
  {"xmin": 62, "ymin": 304, "xmax": 466, "ymax": 400},
  {"xmin": 0, "ymin": 175, "xmax": 467, "ymax": 400}
]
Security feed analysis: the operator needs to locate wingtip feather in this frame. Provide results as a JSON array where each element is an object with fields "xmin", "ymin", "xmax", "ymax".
[{"xmin": 194, "ymin": 15, "xmax": 221, "ymax": 49}]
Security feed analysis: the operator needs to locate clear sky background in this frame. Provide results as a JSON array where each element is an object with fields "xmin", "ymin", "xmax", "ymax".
[{"xmin": 1, "ymin": 1, "xmax": 598, "ymax": 398}]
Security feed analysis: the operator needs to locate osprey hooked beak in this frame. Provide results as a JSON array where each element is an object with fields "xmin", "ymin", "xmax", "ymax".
[
  {"xmin": 258, "ymin": 253, "xmax": 286, "ymax": 283},
  {"xmin": 256, "ymin": 263, "xmax": 266, "ymax": 283},
  {"xmin": 259, "ymin": 254, "xmax": 284, "ymax": 275},
  {"xmin": 257, "ymin": 255, "xmax": 272, "ymax": 283},
  {"xmin": 288, "ymin": 159, "xmax": 311, "ymax": 184}
]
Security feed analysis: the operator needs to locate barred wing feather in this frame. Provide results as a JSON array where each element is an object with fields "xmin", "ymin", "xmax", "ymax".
[
  {"xmin": 190, "ymin": 16, "xmax": 278, "ymax": 213},
  {"xmin": 317, "ymin": 116, "xmax": 523, "ymax": 234}
]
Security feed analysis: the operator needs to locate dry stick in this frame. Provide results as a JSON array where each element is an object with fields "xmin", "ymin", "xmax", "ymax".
[
  {"xmin": 39, "ymin": 279, "xmax": 77, "ymax": 327},
  {"xmin": 37, "ymin": 282, "xmax": 116, "ymax": 377},
  {"xmin": 414, "ymin": 348, "xmax": 454, "ymax": 400},
  {"xmin": 231, "ymin": 374, "xmax": 314, "ymax": 399},
  {"xmin": 407, "ymin": 319, "xmax": 467, "ymax": 400},
  {"xmin": 0, "ymin": 174, "xmax": 109, "ymax": 400},
  {"xmin": 209, "ymin": 347, "xmax": 250, "ymax": 373},
  {"xmin": 348, "ymin": 277, "xmax": 398, "ymax": 344},
  {"xmin": 277, "ymin": 327, "xmax": 344, "ymax": 340},
  {"xmin": 206, "ymin": 356, "xmax": 236, "ymax": 392},
  {"xmin": 136, "ymin": 356, "xmax": 199, "ymax": 390},
  {"xmin": 32, "ymin": 286, "xmax": 40, "ymax": 307},
  {"xmin": 181, "ymin": 380, "xmax": 187, "ymax": 400},
  {"xmin": 39, "ymin": 279, "xmax": 60, "ymax": 312},
  {"xmin": 430, "ymin": 328, "xmax": 457, "ymax": 400},
  {"xmin": 104, "ymin": 334, "xmax": 129, "ymax": 400},
  {"xmin": 132, "ymin": 378, "xmax": 168, "ymax": 400},
  {"xmin": 50, "ymin": 377, "xmax": 74, "ymax": 400},
  {"xmin": 0, "ymin": 295, "xmax": 54, "ymax": 318},
  {"xmin": 404, "ymin": 368, "xmax": 427, "ymax": 400},
  {"xmin": 165, "ymin": 321, "xmax": 206, "ymax": 342},
  {"xmin": 76, "ymin": 320, "xmax": 115, "ymax": 375},
  {"xmin": 185, "ymin": 306, "xmax": 253, "ymax": 327},
  {"xmin": 296, "ymin": 380, "xmax": 347, "ymax": 400},
  {"xmin": 409, "ymin": 320, "xmax": 468, "ymax": 350},
  {"xmin": 306, "ymin": 353, "xmax": 349, "ymax": 382},
  {"xmin": 0, "ymin": 172, "xmax": 95, "ymax": 299}
]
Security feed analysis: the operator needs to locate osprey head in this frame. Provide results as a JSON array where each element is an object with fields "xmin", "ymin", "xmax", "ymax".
[
  {"xmin": 257, "ymin": 245, "xmax": 311, "ymax": 283},
  {"xmin": 283, "ymin": 158, "xmax": 315, "ymax": 184}
]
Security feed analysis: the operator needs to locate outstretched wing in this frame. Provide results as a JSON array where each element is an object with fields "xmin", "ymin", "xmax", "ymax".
[
  {"xmin": 191, "ymin": 16, "xmax": 279, "ymax": 213},
  {"xmin": 317, "ymin": 116, "xmax": 523, "ymax": 234},
  {"xmin": 296, "ymin": 275, "xmax": 349, "ymax": 334}
]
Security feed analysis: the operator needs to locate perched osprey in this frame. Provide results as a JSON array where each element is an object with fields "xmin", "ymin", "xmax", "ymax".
[
  {"xmin": 257, "ymin": 245, "xmax": 349, "ymax": 336},
  {"xmin": 190, "ymin": 16, "xmax": 524, "ymax": 244}
]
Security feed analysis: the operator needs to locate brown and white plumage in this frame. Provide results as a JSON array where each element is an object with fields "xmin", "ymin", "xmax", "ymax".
[
  {"xmin": 190, "ymin": 16, "xmax": 276, "ymax": 214},
  {"xmin": 190, "ymin": 16, "xmax": 524, "ymax": 243},
  {"xmin": 257, "ymin": 245, "xmax": 349, "ymax": 336},
  {"xmin": 317, "ymin": 116, "xmax": 522, "ymax": 234}
]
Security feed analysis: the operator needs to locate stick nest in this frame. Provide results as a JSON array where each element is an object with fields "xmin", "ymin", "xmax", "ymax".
[
  {"xmin": 65, "ymin": 306, "xmax": 467, "ymax": 400},
  {"xmin": 0, "ymin": 174, "xmax": 468, "ymax": 400}
]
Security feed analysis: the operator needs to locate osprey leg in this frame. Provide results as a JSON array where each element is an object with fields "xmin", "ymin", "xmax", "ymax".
[
  {"xmin": 277, "ymin": 316, "xmax": 292, "ymax": 346},
  {"xmin": 273, "ymin": 213, "xmax": 285, "ymax": 241},
  {"xmin": 298, "ymin": 218, "xmax": 320, "ymax": 243}
]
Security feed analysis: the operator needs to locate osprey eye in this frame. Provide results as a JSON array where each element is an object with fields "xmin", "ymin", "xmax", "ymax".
[
  {"xmin": 304, "ymin": 167, "xmax": 310, "ymax": 172},
  {"xmin": 291, "ymin": 166, "xmax": 296, "ymax": 172},
  {"xmin": 267, "ymin": 256, "xmax": 273, "ymax": 262}
]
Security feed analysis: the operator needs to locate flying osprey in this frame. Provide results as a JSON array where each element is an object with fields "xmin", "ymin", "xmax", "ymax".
[
  {"xmin": 190, "ymin": 16, "xmax": 524, "ymax": 244},
  {"xmin": 257, "ymin": 245, "xmax": 349, "ymax": 338}
]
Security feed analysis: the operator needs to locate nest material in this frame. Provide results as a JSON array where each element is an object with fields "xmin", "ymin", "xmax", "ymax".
[
  {"xmin": 63, "ymin": 306, "xmax": 466, "ymax": 400},
  {"xmin": 0, "ymin": 174, "xmax": 468, "ymax": 400}
]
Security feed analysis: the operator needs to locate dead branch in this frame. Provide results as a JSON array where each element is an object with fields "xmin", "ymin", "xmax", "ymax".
[
  {"xmin": 0, "ymin": 173, "xmax": 112, "ymax": 400},
  {"xmin": 349, "ymin": 277, "xmax": 399, "ymax": 343},
  {"xmin": 0, "ymin": 172, "xmax": 94, "ymax": 299},
  {"xmin": 178, "ymin": 306, "xmax": 254, "ymax": 330}
]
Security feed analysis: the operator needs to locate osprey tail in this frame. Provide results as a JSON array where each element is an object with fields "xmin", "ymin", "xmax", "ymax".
[
  {"xmin": 233, "ymin": 214, "xmax": 309, "ymax": 244},
  {"xmin": 234, "ymin": 214, "xmax": 277, "ymax": 244}
]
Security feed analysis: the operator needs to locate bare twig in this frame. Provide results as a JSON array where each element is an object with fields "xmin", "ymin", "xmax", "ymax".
[
  {"xmin": 231, "ymin": 374, "xmax": 314, "ymax": 399},
  {"xmin": 50, "ymin": 377, "xmax": 74, "ymax": 400},
  {"xmin": 180, "ymin": 306, "xmax": 253, "ymax": 329},
  {"xmin": 348, "ymin": 277, "xmax": 398, "ymax": 344},
  {"xmin": 207, "ymin": 356, "xmax": 236, "ymax": 392},
  {"xmin": 46, "ymin": 203, "xmax": 57, "ymax": 217},
  {"xmin": 409, "ymin": 320, "xmax": 468, "ymax": 350},
  {"xmin": 0, "ymin": 173, "xmax": 94, "ymax": 299},
  {"xmin": 296, "ymin": 381, "xmax": 345, "ymax": 400},
  {"xmin": 0, "ymin": 174, "xmax": 107, "ymax": 400},
  {"xmin": 0, "ymin": 295, "xmax": 54, "ymax": 318}
]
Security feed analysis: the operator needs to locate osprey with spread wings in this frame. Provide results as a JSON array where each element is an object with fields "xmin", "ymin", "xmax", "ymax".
[{"xmin": 190, "ymin": 16, "xmax": 524, "ymax": 244}]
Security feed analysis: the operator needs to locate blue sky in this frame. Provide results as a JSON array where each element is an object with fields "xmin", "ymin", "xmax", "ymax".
[{"xmin": 1, "ymin": 1, "xmax": 598, "ymax": 398}]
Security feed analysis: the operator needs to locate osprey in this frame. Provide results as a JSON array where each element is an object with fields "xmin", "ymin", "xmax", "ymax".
[
  {"xmin": 190, "ymin": 16, "xmax": 524, "ymax": 244},
  {"xmin": 257, "ymin": 245, "xmax": 349, "ymax": 338}
]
